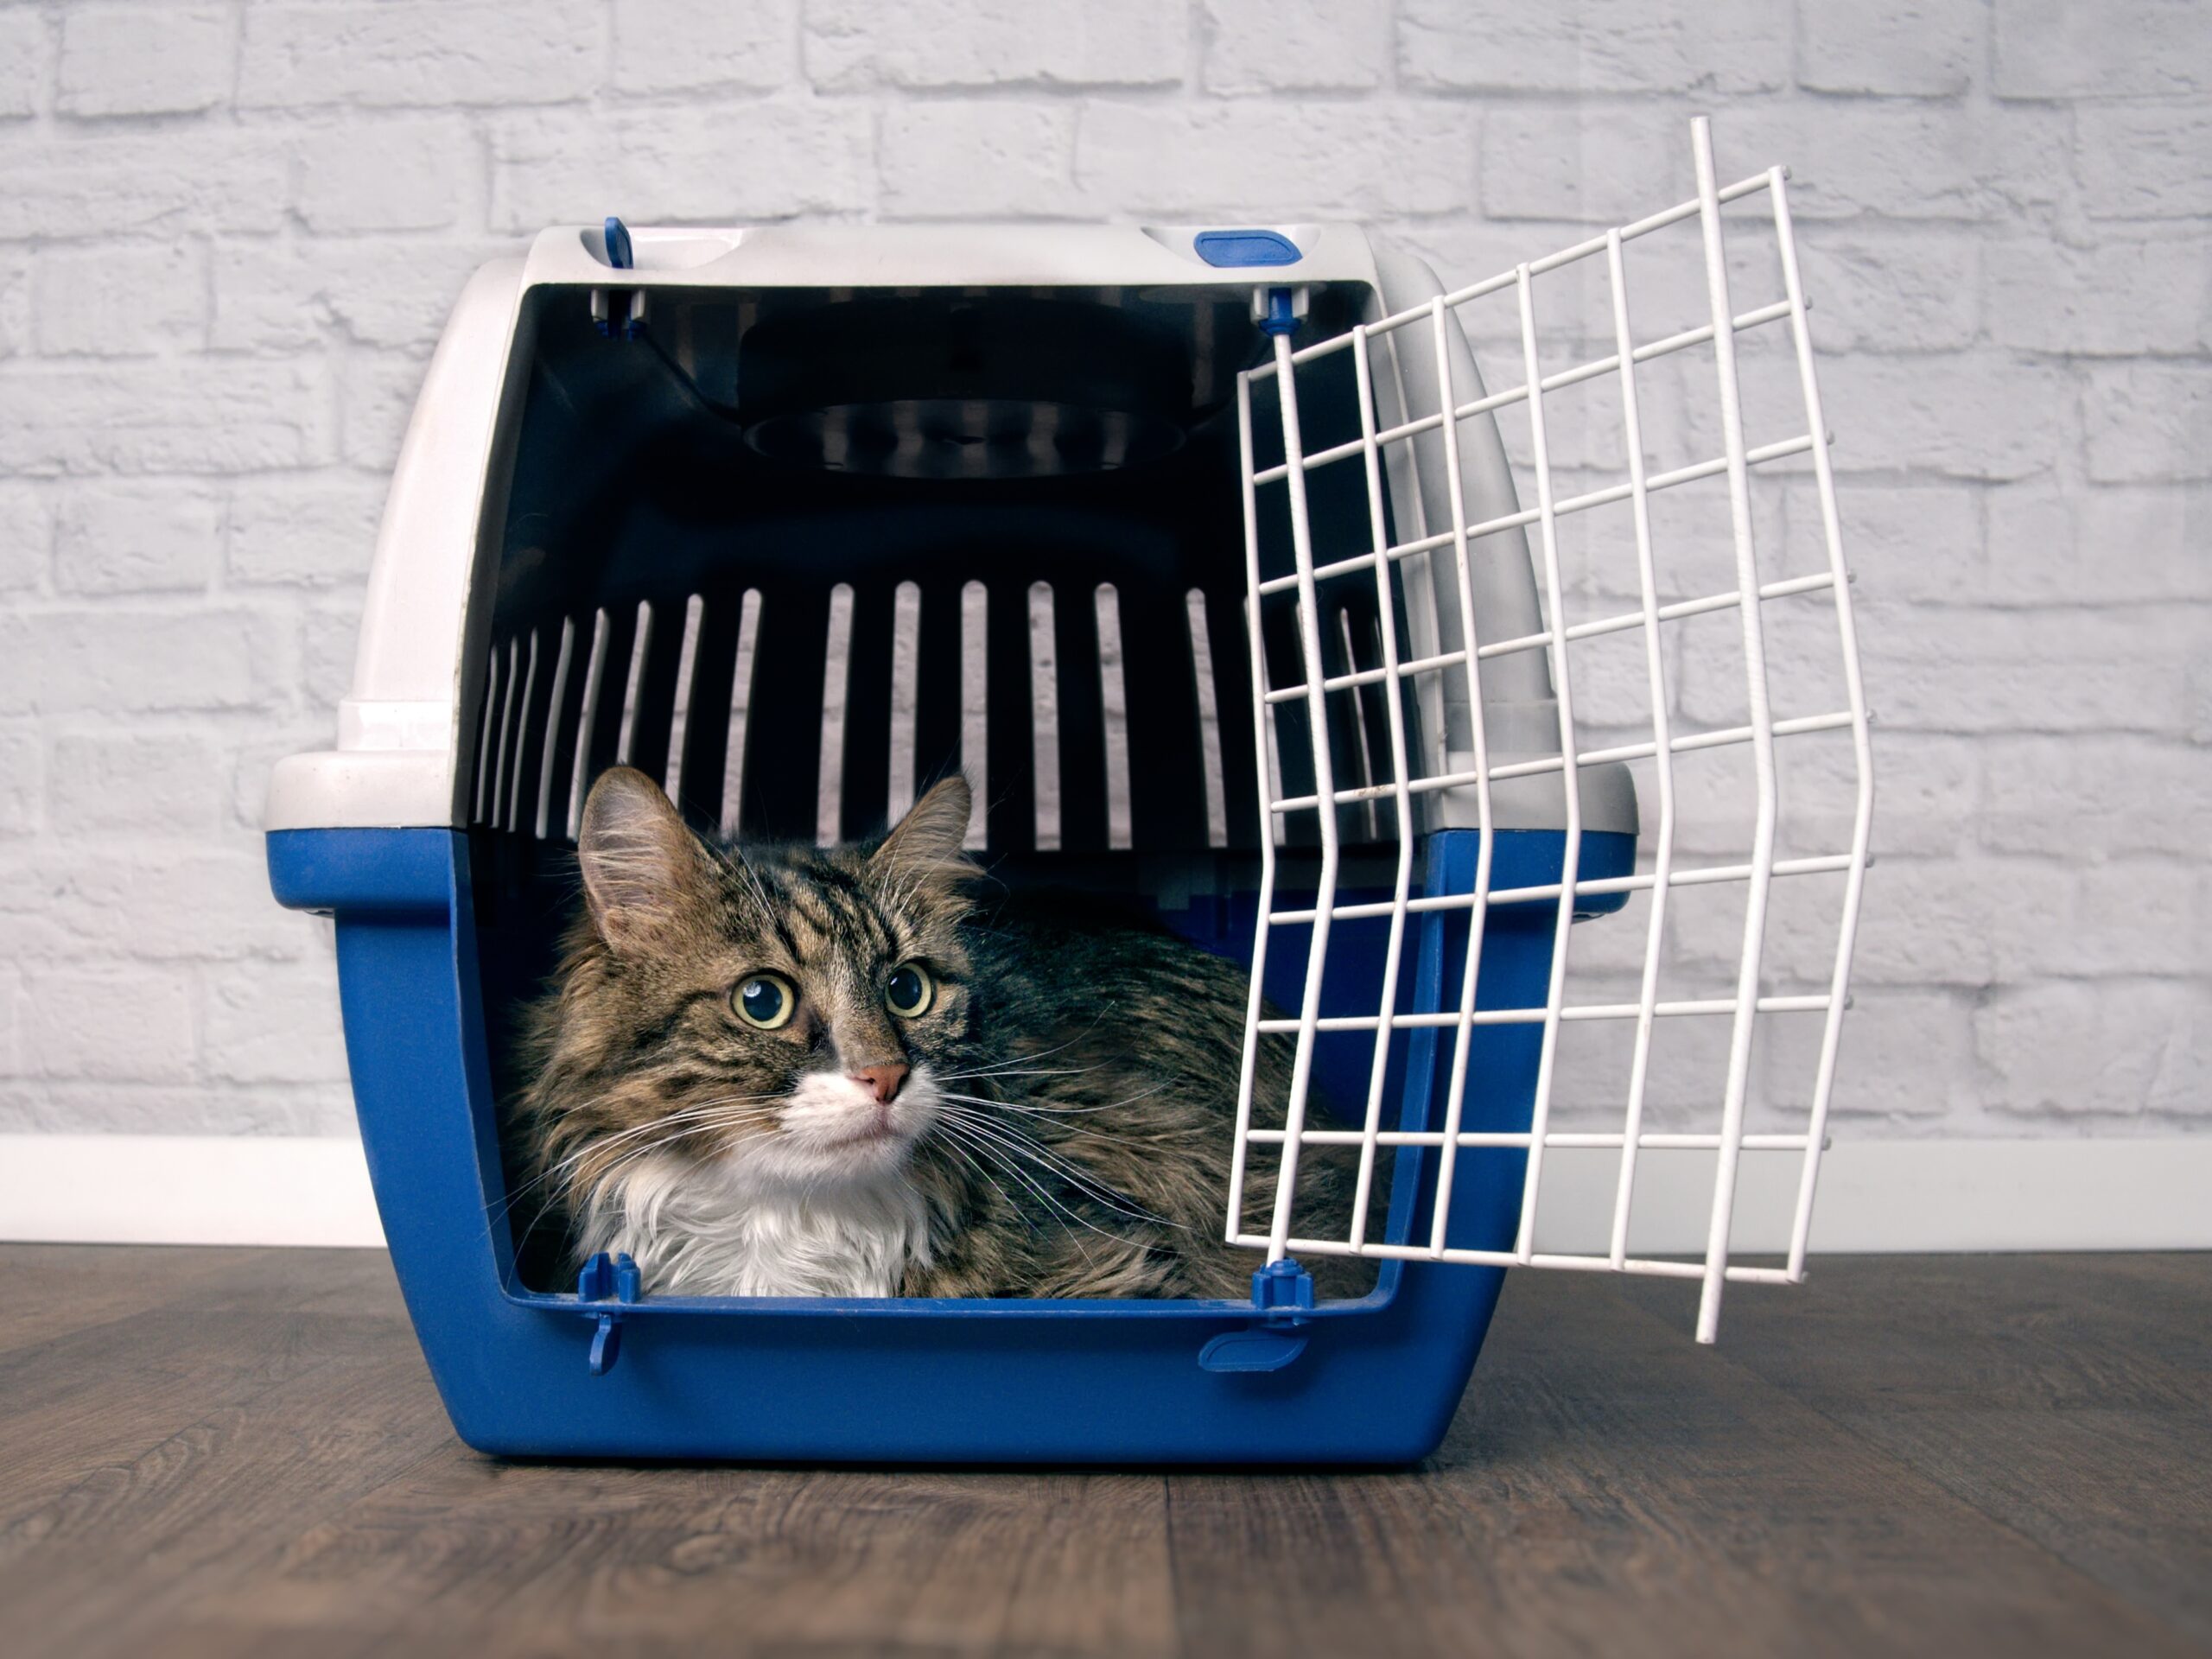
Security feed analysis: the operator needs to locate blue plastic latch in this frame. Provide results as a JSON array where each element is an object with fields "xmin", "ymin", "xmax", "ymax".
[
  {"xmin": 603, "ymin": 216, "xmax": 634, "ymax": 270},
  {"xmin": 1259, "ymin": 286, "xmax": 1301, "ymax": 338},
  {"xmin": 1198, "ymin": 1258, "xmax": 1318, "ymax": 1372},
  {"xmin": 1198, "ymin": 1327, "xmax": 1309, "ymax": 1373},
  {"xmin": 1194, "ymin": 228, "xmax": 1301, "ymax": 268},
  {"xmin": 576, "ymin": 1250, "xmax": 640, "ymax": 1376}
]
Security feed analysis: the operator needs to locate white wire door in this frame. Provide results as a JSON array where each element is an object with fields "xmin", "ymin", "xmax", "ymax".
[{"xmin": 1226, "ymin": 118, "xmax": 1873, "ymax": 1342}]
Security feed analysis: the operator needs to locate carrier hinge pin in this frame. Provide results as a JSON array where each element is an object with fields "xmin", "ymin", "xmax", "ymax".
[
  {"xmin": 594, "ymin": 215, "xmax": 647, "ymax": 341},
  {"xmin": 1250, "ymin": 1256, "xmax": 1316, "ymax": 1327},
  {"xmin": 1252, "ymin": 284, "xmax": 1309, "ymax": 338}
]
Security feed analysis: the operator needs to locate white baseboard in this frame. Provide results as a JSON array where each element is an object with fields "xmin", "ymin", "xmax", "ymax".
[
  {"xmin": 0, "ymin": 1133, "xmax": 2206, "ymax": 1254},
  {"xmin": 0, "ymin": 1135, "xmax": 385, "ymax": 1248}
]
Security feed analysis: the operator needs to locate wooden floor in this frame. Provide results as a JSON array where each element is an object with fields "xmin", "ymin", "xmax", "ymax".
[{"xmin": 0, "ymin": 1249, "xmax": 2205, "ymax": 1658}]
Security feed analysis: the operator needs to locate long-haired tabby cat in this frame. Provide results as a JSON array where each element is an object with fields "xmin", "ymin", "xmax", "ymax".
[{"xmin": 510, "ymin": 766, "xmax": 1364, "ymax": 1301}]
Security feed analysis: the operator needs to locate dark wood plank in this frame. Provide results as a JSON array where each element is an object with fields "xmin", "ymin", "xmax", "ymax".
[
  {"xmin": 1165, "ymin": 1268, "xmax": 2204, "ymax": 1659},
  {"xmin": 0, "ymin": 1245, "xmax": 253, "ymax": 1356},
  {"xmin": 1627, "ymin": 1255, "xmax": 2212, "ymax": 1647},
  {"xmin": 0, "ymin": 1248, "xmax": 2206, "ymax": 1659},
  {"xmin": 190, "ymin": 1459, "xmax": 1174, "ymax": 1658}
]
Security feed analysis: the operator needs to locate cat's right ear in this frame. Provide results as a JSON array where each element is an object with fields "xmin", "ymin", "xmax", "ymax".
[
  {"xmin": 872, "ymin": 774, "xmax": 975, "ymax": 892},
  {"xmin": 577, "ymin": 766, "xmax": 711, "ymax": 952}
]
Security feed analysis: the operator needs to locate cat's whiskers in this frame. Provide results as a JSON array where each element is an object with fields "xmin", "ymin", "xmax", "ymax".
[
  {"xmin": 928, "ymin": 1103, "xmax": 1174, "ymax": 1230},
  {"xmin": 936, "ymin": 1079, "xmax": 1176, "ymax": 1132},
  {"xmin": 494, "ymin": 1094, "xmax": 791, "ymax": 1229},
  {"xmin": 931, "ymin": 1118, "xmax": 1112, "ymax": 1268}
]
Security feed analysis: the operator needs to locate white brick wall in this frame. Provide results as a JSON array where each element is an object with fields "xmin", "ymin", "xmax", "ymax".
[{"xmin": 0, "ymin": 0, "xmax": 2204, "ymax": 1144}]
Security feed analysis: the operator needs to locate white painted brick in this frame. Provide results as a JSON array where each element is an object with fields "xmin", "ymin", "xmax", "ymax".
[
  {"xmin": 0, "ymin": 251, "xmax": 27, "ymax": 359},
  {"xmin": 1994, "ymin": 0, "xmax": 2212, "ymax": 99},
  {"xmin": 2, "ymin": 130, "xmax": 290, "ymax": 240},
  {"xmin": 1203, "ymin": 0, "xmax": 1389, "ymax": 95},
  {"xmin": 1404, "ymin": 0, "xmax": 1785, "ymax": 94},
  {"xmin": 1762, "ymin": 988, "xmax": 1980, "ymax": 1123},
  {"xmin": 807, "ymin": 0, "xmax": 1186, "ymax": 91},
  {"xmin": 1821, "ymin": 481, "xmax": 1984, "ymax": 605},
  {"xmin": 0, "ymin": 358, "xmax": 329, "ymax": 476},
  {"xmin": 488, "ymin": 104, "xmax": 874, "ymax": 231},
  {"xmin": 1819, "ymin": 354, "xmax": 2074, "ymax": 481},
  {"xmin": 1777, "ymin": 103, "xmax": 2074, "ymax": 223},
  {"xmin": 1797, "ymin": 229, "xmax": 1979, "ymax": 353},
  {"xmin": 0, "ymin": 728, "xmax": 41, "ymax": 836},
  {"xmin": 0, "ymin": 1077, "xmax": 356, "ymax": 1137},
  {"xmin": 1844, "ymin": 732, "xmax": 1974, "ymax": 857},
  {"xmin": 1478, "ymin": 105, "xmax": 1688, "ymax": 225},
  {"xmin": 1975, "ymin": 979, "xmax": 2205, "ymax": 1122},
  {"xmin": 2058, "ymin": 861, "xmax": 2210, "ymax": 978},
  {"xmin": 1841, "ymin": 855, "xmax": 2075, "ymax": 988},
  {"xmin": 48, "ymin": 730, "xmax": 228, "ymax": 836},
  {"xmin": 54, "ymin": 480, "xmax": 223, "ymax": 595},
  {"xmin": 2077, "ymin": 105, "xmax": 2212, "ymax": 220},
  {"xmin": 1854, "ymin": 604, "xmax": 2203, "ymax": 735},
  {"xmin": 22, "ymin": 963, "xmax": 197, "ymax": 1083},
  {"xmin": 2085, "ymin": 365, "xmax": 2212, "ymax": 482},
  {"xmin": 202, "ymin": 957, "xmax": 352, "ymax": 1084},
  {"xmin": 212, "ymin": 238, "xmax": 508, "ymax": 354},
  {"xmin": 0, "ymin": 963, "xmax": 19, "ymax": 1077},
  {"xmin": 880, "ymin": 105, "xmax": 1083, "ymax": 219},
  {"xmin": 0, "ymin": 606, "xmax": 296, "ymax": 716},
  {"xmin": 1986, "ymin": 233, "xmax": 2212, "ymax": 356},
  {"xmin": 339, "ymin": 349, "xmax": 433, "ymax": 471},
  {"xmin": 1481, "ymin": 104, "xmax": 2069, "ymax": 226},
  {"xmin": 31, "ymin": 241, "xmax": 207, "ymax": 358},
  {"xmin": 613, "ymin": 0, "xmax": 798, "ymax": 95},
  {"xmin": 58, "ymin": 3, "xmax": 232, "ymax": 118},
  {"xmin": 1980, "ymin": 735, "xmax": 2212, "ymax": 859},
  {"xmin": 296, "ymin": 120, "xmax": 469, "ymax": 233},
  {"xmin": 1986, "ymin": 483, "xmax": 2212, "ymax": 605},
  {"xmin": 1797, "ymin": 0, "xmax": 1981, "ymax": 96},
  {"xmin": 0, "ymin": 842, "xmax": 311, "ymax": 963},
  {"xmin": 238, "ymin": 2, "xmax": 605, "ymax": 110},
  {"xmin": 228, "ymin": 476, "xmax": 385, "ymax": 588},
  {"xmin": 303, "ymin": 595, "xmax": 368, "ymax": 713},
  {"xmin": 0, "ymin": 482, "xmax": 54, "ymax": 594},
  {"xmin": 0, "ymin": 10, "xmax": 42, "ymax": 118},
  {"xmin": 1077, "ymin": 101, "xmax": 1475, "ymax": 218}
]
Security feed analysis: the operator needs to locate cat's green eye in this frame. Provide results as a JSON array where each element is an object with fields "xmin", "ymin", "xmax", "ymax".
[
  {"xmin": 884, "ymin": 962, "xmax": 934, "ymax": 1019},
  {"xmin": 734, "ymin": 973, "xmax": 797, "ymax": 1031}
]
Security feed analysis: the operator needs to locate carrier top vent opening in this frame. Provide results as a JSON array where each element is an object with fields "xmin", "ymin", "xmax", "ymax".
[{"xmin": 737, "ymin": 296, "xmax": 1201, "ymax": 480}]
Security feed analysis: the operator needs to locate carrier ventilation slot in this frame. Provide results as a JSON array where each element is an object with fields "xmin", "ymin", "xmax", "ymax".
[{"xmin": 477, "ymin": 580, "xmax": 1301, "ymax": 857}]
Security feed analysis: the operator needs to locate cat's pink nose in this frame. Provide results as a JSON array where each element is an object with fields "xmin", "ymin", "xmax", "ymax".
[{"xmin": 851, "ymin": 1063, "xmax": 908, "ymax": 1105}]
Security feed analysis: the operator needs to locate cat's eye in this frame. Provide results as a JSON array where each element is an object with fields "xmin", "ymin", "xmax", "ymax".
[
  {"xmin": 884, "ymin": 962, "xmax": 934, "ymax": 1019},
  {"xmin": 733, "ymin": 973, "xmax": 797, "ymax": 1031}
]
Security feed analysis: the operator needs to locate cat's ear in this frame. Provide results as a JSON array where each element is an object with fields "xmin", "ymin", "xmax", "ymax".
[
  {"xmin": 577, "ymin": 766, "xmax": 713, "ymax": 951},
  {"xmin": 872, "ymin": 774, "xmax": 975, "ymax": 891}
]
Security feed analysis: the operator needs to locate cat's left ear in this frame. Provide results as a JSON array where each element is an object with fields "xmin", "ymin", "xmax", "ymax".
[
  {"xmin": 872, "ymin": 774, "xmax": 976, "ymax": 893},
  {"xmin": 577, "ymin": 766, "xmax": 715, "ymax": 953}
]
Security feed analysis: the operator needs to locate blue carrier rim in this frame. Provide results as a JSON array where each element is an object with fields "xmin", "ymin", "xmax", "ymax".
[{"xmin": 269, "ymin": 823, "xmax": 1631, "ymax": 1463}]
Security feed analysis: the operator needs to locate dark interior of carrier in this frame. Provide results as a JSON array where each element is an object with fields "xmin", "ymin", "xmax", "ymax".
[{"xmin": 465, "ymin": 279, "xmax": 1435, "ymax": 1293}]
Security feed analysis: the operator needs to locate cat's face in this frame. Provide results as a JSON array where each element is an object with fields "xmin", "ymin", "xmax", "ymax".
[{"xmin": 564, "ymin": 768, "xmax": 979, "ymax": 1190}]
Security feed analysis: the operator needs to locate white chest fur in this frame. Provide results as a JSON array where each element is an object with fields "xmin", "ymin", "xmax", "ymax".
[{"xmin": 577, "ymin": 1153, "xmax": 932, "ymax": 1299}]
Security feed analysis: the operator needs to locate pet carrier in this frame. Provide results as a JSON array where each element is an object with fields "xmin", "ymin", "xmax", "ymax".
[{"xmin": 268, "ymin": 118, "xmax": 1871, "ymax": 1464}]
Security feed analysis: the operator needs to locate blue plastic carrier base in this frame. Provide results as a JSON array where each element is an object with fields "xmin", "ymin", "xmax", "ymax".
[{"xmin": 270, "ymin": 824, "xmax": 1631, "ymax": 1465}]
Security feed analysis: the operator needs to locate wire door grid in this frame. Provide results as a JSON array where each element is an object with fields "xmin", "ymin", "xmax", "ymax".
[{"xmin": 1228, "ymin": 118, "xmax": 1873, "ymax": 1343}]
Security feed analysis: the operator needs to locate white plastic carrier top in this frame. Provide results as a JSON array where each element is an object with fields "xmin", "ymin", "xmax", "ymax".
[{"xmin": 271, "ymin": 118, "xmax": 1873, "ymax": 1344}]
